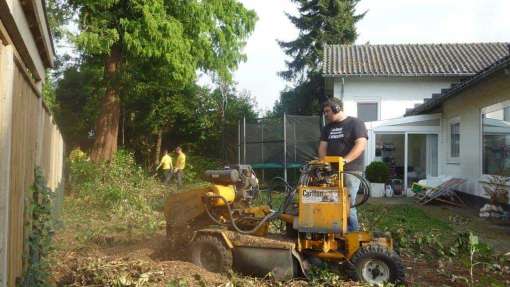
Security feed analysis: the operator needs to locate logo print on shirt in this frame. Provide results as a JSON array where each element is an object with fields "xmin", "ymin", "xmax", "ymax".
[{"xmin": 329, "ymin": 127, "xmax": 344, "ymax": 139}]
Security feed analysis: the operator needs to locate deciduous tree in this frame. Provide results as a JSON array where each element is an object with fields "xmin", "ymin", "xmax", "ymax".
[{"xmin": 70, "ymin": 0, "xmax": 256, "ymax": 161}]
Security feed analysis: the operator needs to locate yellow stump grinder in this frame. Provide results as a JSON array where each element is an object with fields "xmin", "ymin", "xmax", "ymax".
[{"xmin": 164, "ymin": 157, "xmax": 405, "ymax": 285}]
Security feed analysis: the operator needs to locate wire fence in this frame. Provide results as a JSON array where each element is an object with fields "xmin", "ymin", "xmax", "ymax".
[{"xmin": 225, "ymin": 114, "xmax": 324, "ymax": 183}]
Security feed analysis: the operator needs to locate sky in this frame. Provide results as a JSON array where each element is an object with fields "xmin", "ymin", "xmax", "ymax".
[{"xmin": 233, "ymin": 0, "xmax": 510, "ymax": 114}]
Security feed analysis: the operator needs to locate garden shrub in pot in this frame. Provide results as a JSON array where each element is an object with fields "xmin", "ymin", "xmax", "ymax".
[{"xmin": 365, "ymin": 161, "xmax": 390, "ymax": 197}]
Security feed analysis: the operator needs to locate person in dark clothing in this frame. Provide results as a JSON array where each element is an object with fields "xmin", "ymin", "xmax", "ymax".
[{"xmin": 318, "ymin": 98, "xmax": 368, "ymax": 231}]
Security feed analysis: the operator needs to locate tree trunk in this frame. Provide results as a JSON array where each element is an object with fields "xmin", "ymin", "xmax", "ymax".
[
  {"xmin": 154, "ymin": 129, "xmax": 163, "ymax": 166},
  {"xmin": 90, "ymin": 46, "xmax": 122, "ymax": 162}
]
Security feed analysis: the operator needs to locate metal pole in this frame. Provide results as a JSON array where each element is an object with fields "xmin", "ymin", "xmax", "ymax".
[
  {"xmin": 238, "ymin": 120, "xmax": 241, "ymax": 166},
  {"xmin": 122, "ymin": 106, "xmax": 125, "ymax": 146},
  {"xmin": 283, "ymin": 113, "xmax": 287, "ymax": 182},
  {"xmin": 340, "ymin": 77, "xmax": 345, "ymax": 101},
  {"xmin": 261, "ymin": 121, "xmax": 265, "ymax": 182},
  {"xmin": 261, "ymin": 121, "xmax": 264, "ymax": 164},
  {"xmin": 404, "ymin": 133, "xmax": 408, "ymax": 197},
  {"xmin": 243, "ymin": 116, "xmax": 246, "ymax": 164},
  {"xmin": 293, "ymin": 122, "xmax": 297, "ymax": 162},
  {"xmin": 222, "ymin": 122, "xmax": 225, "ymax": 163}
]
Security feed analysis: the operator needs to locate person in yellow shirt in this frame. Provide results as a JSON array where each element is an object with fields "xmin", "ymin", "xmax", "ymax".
[
  {"xmin": 69, "ymin": 146, "xmax": 88, "ymax": 163},
  {"xmin": 173, "ymin": 146, "xmax": 186, "ymax": 187},
  {"xmin": 156, "ymin": 149, "xmax": 173, "ymax": 185}
]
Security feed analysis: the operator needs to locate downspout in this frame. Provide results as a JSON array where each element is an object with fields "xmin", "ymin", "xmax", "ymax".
[{"xmin": 340, "ymin": 77, "xmax": 345, "ymax": 101}]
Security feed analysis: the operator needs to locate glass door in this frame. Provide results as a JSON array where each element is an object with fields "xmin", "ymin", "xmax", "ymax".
[
  {"xmin": 374, "ymin": 133, "xmax": 439, "ymax": 196},
  {"xmin": 407, "ymin": 134, "xmax": 438, "ymax": 188},
  {"xmin": 375, "ymin": 134, "xmax": 405, "ymax": 195}
]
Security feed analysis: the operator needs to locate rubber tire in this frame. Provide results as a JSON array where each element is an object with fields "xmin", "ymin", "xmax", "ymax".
[
  {"xmin": 191, "ymin": 235, "xmax": 233, "ymax": 274},
  {"xmin": 348, "ymin": 245, "xmax": 405, "ymax": 285}
]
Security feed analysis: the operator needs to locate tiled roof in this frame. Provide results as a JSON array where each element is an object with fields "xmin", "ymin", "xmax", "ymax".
[
  {"xmin": 405, "ymin": 54, "xmax": 510, "ymax": 116},
  {"xmin": 323, "ymin": 43, "xmax": 510, "ymax": 77}
]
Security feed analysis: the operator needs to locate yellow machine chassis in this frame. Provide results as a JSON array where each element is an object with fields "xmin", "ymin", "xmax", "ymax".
[
  {"xmin": 187, "ymin": 156, "xmax": 394, "ymax": 264},
  {"xmin": 281, "ymin": 156, "xmax": 393, "ymax": 260},
  {"xmin": 185, "ymin": 157, "xmax": 399, "ymax": 282}
]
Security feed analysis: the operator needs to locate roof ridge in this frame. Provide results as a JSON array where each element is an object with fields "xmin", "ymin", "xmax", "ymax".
[{"xmin": 335, "ymin": 42, "xmax": 510, "ymax": 48}]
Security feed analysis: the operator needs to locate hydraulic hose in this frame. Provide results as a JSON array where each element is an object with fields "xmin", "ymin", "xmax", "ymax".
[
  {"xmin": 202, "ymin": 171, "xmax": 370, "ymax": 234},
  {"xmin": 203, "ymin": 194, "xmax": 281, "ymax": 235},
  {"xmin": 341, "ymin": 171, "xmax": 371, "ymax": 208},
  {"xmin": 202, "ymin": 177, "xmax": 297, "ymax": 235},
  {"xmin": 270, "ymin": 177, "xmax": 294, "ymax": 192},
  {"xmin": 263, "ymin": 171, "xmax": 370, "ymax": 212},
  {"xmin": 269, "ymin": 177, "xmax": 295, "ymax": 212}
]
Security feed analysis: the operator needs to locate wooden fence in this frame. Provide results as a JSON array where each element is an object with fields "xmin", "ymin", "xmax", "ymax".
[{"xmin": 0, "ymin": 41, "xmax": 64, "ymax": 286}]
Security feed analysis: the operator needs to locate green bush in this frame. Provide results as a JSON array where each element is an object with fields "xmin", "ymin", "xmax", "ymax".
[
  {"xmin": 67, "ymin": 150, "xmax": 224, "ymax": 241},
  {"xmin": 20, "ymin": 168, "xmax": 54, "ymax": 287},
  {"xmin": 181, "ymin": 155, "xmax": 223, "ymax": 184},
  {"xmin": 68, "ymin": 150, "xmax": 163, "ymax": 235},
  {"xmin": 70, "ymin": 150, "xmax": 145, "ymax": 205},
  {"xmin": 365, "ymin": 161, "xmax": 390, "ymax": 183}
]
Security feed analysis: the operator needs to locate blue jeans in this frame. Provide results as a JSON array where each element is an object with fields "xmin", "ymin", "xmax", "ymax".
[
  {"xmin": 175, "ymin": 170, "xmax": 183, "ymax": 187},
  {"xmin": 345, "ymin": 173, "xmax": 361, "ymax": 232},
  {"xmin": 168, "ymin": 170, "xmax": 183, "ymax": 187},
  {"xmin": 162, "ymin": 169, "xmax": 172, "ymax": 185}
]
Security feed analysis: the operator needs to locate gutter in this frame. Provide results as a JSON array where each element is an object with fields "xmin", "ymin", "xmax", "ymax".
[{"xmin": 322, "ymin": 73, "xmax": 474, "ymax": 78}]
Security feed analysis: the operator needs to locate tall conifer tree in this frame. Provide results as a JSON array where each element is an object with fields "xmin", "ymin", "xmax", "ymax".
[{"xmin": 275, "ymin": 0, "xmax": 365, "ymax": 115}]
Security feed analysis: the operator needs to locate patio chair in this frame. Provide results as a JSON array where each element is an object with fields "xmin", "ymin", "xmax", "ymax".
[
  {"xmin": 414, "ymin": 178, "xmax": 467, "ymax": 207},
  {"xmin": 410, "ymin": 182, "xmax": 429, "ymax": 200}
]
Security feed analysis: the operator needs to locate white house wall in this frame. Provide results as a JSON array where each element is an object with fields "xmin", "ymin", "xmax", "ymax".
[
  {"xmin": 334, "ymin": 76, "xmax": 460, "ymax": 120},
  {"xmin": 439, "ymin": 70, "xmax": 510, "ymax": 200}
]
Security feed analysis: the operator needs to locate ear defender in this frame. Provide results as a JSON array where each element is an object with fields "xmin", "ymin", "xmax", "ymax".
[
  {"xmin": 331, "ymin": 100, "xmax": 342, "ymax": 114},
  {"xmin": 331, "ymin": 103, "xmax": 340, "ymax": 114},
  {"xmin": 322, "ymin": 99, "xmax": 343, "ymax": 114}
]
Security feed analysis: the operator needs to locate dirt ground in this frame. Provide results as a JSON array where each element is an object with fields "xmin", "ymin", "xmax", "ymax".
[
  {"xmin": 52, "ymin": 233, "xmax": 228, "ymax": 286},
  {"xmin": 50, "ymin": 196, "xmax": 510, "ymax": 286},
  {"xmin": 52, "ymin": 230, "xmax": 365, "ymax": 286}
]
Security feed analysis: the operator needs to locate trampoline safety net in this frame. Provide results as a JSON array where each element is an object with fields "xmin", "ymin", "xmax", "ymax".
[{"xmin": 226, "ymin": 115, "xmax": 324, "ymax": 171}]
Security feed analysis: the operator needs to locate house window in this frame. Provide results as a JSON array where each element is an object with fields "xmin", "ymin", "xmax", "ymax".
[
  {"xmin": 482, "ymin": 101, "xmax": 510, "ymax": 176},
  {"xmin": 450, "ymin": 122, "xmax": 460, "ymax": 158},
  {"xmin": 357, "ymin": 102, "xmax": 378, "ymax": 122}
]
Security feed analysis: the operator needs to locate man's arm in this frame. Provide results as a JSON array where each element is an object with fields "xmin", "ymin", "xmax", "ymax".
[
  {"xmin": 344, "ymin": 138, "xmax": 367, "ymax": 163},
  {"xmin": 318, "ymin": 141, "xmax": 328, "ymax": 159}
]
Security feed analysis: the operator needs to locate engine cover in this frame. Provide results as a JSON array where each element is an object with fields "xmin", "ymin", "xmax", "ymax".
[{"xmin": 296, "ymin": 186, "xmax": 348, "ymax": 234}]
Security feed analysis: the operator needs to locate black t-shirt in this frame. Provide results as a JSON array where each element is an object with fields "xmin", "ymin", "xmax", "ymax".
[{"xmin": 320, "ymin": 117, "xmax": 368, "ymax": 171}]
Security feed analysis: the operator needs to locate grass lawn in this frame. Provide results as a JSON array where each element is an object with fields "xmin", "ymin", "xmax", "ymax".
[{"xmin": 358, "ymin": 198, "xmax": 510, "ymax": 286}]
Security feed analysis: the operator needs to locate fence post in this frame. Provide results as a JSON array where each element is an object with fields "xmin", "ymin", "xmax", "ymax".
[
  {"xmin": 293, "ymin": 122, "xmax": 296, "ymax": 162},
  {"xmin": 261, "ymin": 120, "xmax": 264, "ymax": 182},
  {"xmin": 283, "ymin": 113, "xmax": 287, "ymax": 182},
  {"xmin": 237, "ymin": 120, "xmax": 241, "ymax": 166},
  {"xmin": 243, "ymin": 117, "xmax": 246, "ymax": 164},
  {"xmin": 0, "ymin": 44, "xmax": 15, "ymax": 287},
  {"xmin": 36, "ymin": 96, "xmax": 44, "ymax": 167}
]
